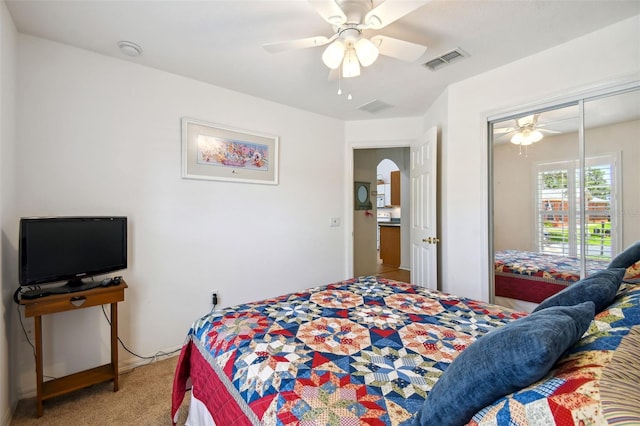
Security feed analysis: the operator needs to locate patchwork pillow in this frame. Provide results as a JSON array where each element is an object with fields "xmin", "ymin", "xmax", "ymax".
[
  {"xmin": 410, "ymin": 301, "xmax": 595, "ymax": 426},
  {"xmin": 533, "ymin": 268, "xmax": 625, "ymax": 313}
]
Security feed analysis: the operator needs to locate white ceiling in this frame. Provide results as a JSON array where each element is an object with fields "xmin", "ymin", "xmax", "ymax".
[{"xmin": 5, "ymin": 0, "xmax": 640, "ymax": 121}]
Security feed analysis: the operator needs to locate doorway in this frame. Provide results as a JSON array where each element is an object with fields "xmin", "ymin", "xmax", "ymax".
[{"xmin": 353, "ymin": 147, "xmax": 410, "ymax": 279}]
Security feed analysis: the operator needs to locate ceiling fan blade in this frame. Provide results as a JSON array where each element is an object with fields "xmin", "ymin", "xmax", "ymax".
[
  {"xmin": 263, "ymin": 36, "xmax": 331, "ymax": 54},
  {"xmin": 515, "ymin": 114, "xmax": 538, "ymax": 128},
  {"xmin": 370, "ymin": 35, "xmax": 427, "ymax": 62},
  {"xmin": 365, "ymin": 0, "xmax": 431, "ymax": 29},
  {"xmin": 494, "ymin": 127, "xmax": 516, "ymax": 134},
  {"xmin": 496, "ymin": 133, "xmax": 514, "ymax": 142},
  {"xmin": 308, "ymin": 0, "xmax": 347, "ymax": 26}
]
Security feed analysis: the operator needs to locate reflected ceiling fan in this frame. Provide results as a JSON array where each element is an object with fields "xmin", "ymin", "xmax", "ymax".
[
  {"xmin": 263, "ymin": 0, "xmax": 430, "ymax": 79},
  {"xmin": 494, "ymin": 114, "xmax": 561, "ymax": 146}
]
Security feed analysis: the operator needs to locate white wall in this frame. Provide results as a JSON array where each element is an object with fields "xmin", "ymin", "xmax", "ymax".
[
  {"xmin": 438, "ymin": 15, "xmax": 640, "ymax": 301},
  {"xmin": 0, "ymin": 1, "xmax": 17, "ymax": 422},
  {"xmin": 12, "ymin": 34, "xmax": 347, "ymax": 397}
]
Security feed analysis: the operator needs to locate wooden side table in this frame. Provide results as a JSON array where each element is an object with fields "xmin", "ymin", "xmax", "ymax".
[{"xmin": 19, "ymin": 281, "xmax": 127, "ymax": 417}]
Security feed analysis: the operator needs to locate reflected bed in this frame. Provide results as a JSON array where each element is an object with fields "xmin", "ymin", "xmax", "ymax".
[{"xmin": 494, "ymin": 250, "xmax": 610, "ymax": 303}]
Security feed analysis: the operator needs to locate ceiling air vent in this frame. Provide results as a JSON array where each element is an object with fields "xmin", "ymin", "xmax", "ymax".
[
  {"xmin": 423, "ymin": 48, "xmax": 468, "ymax": 71},
  {"xmin": 358, "ymin": 100, "xmax": 394, "ymax": 114}
]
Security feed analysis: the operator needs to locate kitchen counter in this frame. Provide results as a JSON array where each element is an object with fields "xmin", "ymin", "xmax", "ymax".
[{"xmin": 378, "ymin": 222, "xmax": 400, "ymax": 227}]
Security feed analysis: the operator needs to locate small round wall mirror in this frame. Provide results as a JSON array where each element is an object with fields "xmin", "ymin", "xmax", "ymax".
[
  {"xmin": 358, "ymin": 186, "xmax": 368, "ymax": 202},
  {"xmin": 354, "ymin": 182, "xmax": 372, "ymax": 210}
]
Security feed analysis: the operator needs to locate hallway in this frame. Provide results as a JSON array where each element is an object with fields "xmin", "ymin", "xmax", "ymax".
[{"xmin": 376, "ymin": 263, "xmax": 410, "ymax": 283}]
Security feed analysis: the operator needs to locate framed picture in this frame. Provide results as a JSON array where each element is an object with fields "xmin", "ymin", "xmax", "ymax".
[
  {"xmin": 354, "ymin": 182, "xmax": 372, "ymax": 210},
  {"xmin": 181, "ymin": 117, "xmax": 279, "ymax": 185}
]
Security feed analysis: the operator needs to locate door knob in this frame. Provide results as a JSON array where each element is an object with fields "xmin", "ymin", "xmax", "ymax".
[{"xmin": 421, "ymin": 237, "xmax": 440, "ymax": 244}]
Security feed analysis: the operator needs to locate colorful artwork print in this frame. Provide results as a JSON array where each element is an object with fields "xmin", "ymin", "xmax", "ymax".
[{"xmin": 197, "ymin": 134, "xmax": 269, "ymax": 171}]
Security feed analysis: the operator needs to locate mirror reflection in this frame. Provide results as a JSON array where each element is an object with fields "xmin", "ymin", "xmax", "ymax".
[{"xmin": 491, "ymin": 88, "xmax": 640, "ymax": 312}]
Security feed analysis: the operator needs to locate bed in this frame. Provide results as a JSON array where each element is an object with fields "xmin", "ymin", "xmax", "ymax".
[
  {"xmin": 494, "ymin": 249, "xmax": 640, "ymax": 306},
  {"xmin": 171, "ymin": 274, "xmax": 640, "ymax": 425}
]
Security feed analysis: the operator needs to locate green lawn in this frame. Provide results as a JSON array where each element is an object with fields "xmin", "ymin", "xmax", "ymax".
[{"xmin": 543, "ymin": 222, "xmax": 611, "ymax": 259}]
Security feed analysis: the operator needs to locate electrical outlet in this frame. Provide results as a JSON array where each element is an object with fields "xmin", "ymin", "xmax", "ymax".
[
  {"xmin": 330, "ymin": 217, "xmax": 341, "ymax": 227},
  {"xmin": 211, "ymin": 290, "xmax": 219, "ymax": 306}
]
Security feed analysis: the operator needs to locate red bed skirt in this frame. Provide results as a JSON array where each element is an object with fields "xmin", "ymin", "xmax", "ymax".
[
  {"xmin": 494, "ymin": 274, "xmax": 567, "ymax": 304},
  {"xmin": 172, "ymin": 340, "xmax": 254, "ymax": 426}
]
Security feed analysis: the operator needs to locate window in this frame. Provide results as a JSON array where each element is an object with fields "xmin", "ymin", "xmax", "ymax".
[{"xmin": 536, "ymin": 154, "xmax": 619, "ymax": 260}]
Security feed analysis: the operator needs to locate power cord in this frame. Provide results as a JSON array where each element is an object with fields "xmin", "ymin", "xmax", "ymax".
[
  {"xmin": 16, "ymin": 304, "xmax": 36, "ymax": 358},
  {"xmin": 15, "ymin": 290, "xmax": 181, "ymax": 380},
  {"xmin": 15, "ymin": 304, "xmax": 58, "ymax": 381},
  {"xmin": 100, "ymin": 305, "xmax": 182, "ymax": 363}
]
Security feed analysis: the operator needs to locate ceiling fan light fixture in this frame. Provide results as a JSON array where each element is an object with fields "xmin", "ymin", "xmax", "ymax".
[
  {"xmin": 342, "ymin": 47, "xmax": 360, "ymax": 78},
  {"xmin": 322, "ymin": 40, "xmax": 345, "ymax": 69},
  {"xmin": 511, "ymin": 129, "xmax": 543, "ymax": 146},
  {"xmin": 529, "ymin": 130, "xmax": 544, "ymax": 143},
  {"xmin": 355, "ymin": 37, "xmax": 379, "ymax": 67}
]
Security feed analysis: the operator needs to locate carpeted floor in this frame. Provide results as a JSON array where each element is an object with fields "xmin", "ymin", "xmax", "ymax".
[{"xmin": 11, "ymin": 355, "xmax": 190, "ymax": 425}]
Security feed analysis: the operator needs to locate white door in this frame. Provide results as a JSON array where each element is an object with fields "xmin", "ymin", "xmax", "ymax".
[{"xmin": 410, "ymin": 127, "xmax": 438, "ymax": 289}]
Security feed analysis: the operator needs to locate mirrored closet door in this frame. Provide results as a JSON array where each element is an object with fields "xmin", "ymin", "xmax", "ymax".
[{"xmin": 489, "ymin": 86, "xmax": 640, "ymax": 312}]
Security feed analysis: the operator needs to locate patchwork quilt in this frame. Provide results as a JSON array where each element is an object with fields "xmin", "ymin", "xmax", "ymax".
[
  {"xmin": 172, "ymin": 277, "xmax": 640, "ymax": 425},
  {"xmin": 495, "ymin": 250, "xmax": 608, "ymax": 284},
  {"xmin": 172, "ymin": 276, "xmax": 525, "ymax": 425}
]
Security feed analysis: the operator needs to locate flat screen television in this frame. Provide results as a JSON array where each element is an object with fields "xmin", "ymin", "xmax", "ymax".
[{"xmin": 19, "ymin": 216, "xmax": 127, "ymax": 287}]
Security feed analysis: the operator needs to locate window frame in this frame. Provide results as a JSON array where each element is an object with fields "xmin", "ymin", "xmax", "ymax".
[{"xmin": 533, "ymin": 152, "xmax": 621, "ymax": 260}]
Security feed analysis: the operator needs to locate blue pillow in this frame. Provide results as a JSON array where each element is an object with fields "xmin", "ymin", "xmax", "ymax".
[
  {"xmin": 410, "ymin": 301, "xmax": 595, "ymax": 426},
  {"xmin": 608, "ymin": 241, "xmax": 640, "ymax": 269},
  {"xmin": 532, "ymin": 268, "xmax": 625, "ymax": 313}
]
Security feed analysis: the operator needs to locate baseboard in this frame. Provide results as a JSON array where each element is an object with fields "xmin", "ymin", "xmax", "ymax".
[
  {"xmin": 16, "ymin": 344, "xmax": 184, "ymax": 400},
  {"xmin": 2, "ymin": 400, "xmax": 17, "ymax": 426}
]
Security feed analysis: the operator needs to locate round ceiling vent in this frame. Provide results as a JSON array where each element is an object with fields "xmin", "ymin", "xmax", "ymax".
[{"xmin": 118, "ymin": 41, "xmax": 143, "ymax": 57}]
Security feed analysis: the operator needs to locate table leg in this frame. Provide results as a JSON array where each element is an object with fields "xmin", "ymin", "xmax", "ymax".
[
  {"xmin": 111, "ymin": 302, "xmax": 119, "ymax": 391},
  {"xmin": 34, "ymin": 315, "xmax": 43, "ymax": 417}
]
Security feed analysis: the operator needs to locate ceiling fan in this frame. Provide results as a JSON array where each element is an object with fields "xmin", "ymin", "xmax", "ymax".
[
  {"xmin": 494, "ymin": 114, "xmax": 561, "ymax": 146},
  {"xmin": 263, "ymin": 0, "xmax": 430, "ymax": 79}
]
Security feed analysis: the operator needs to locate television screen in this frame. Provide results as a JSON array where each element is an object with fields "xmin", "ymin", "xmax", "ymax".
[{"xmin": 19, "ymin": 216, "xmax": 127, "ymax": 286}]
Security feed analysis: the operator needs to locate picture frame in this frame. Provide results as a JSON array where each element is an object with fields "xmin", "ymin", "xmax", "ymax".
[
  {"xmin": 181, "ymin": 117, "xmax": 279, "ymax": 185},
  {"xmin": 354, "ymin": 181, "xmax": 372, "ymax": 210}
]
